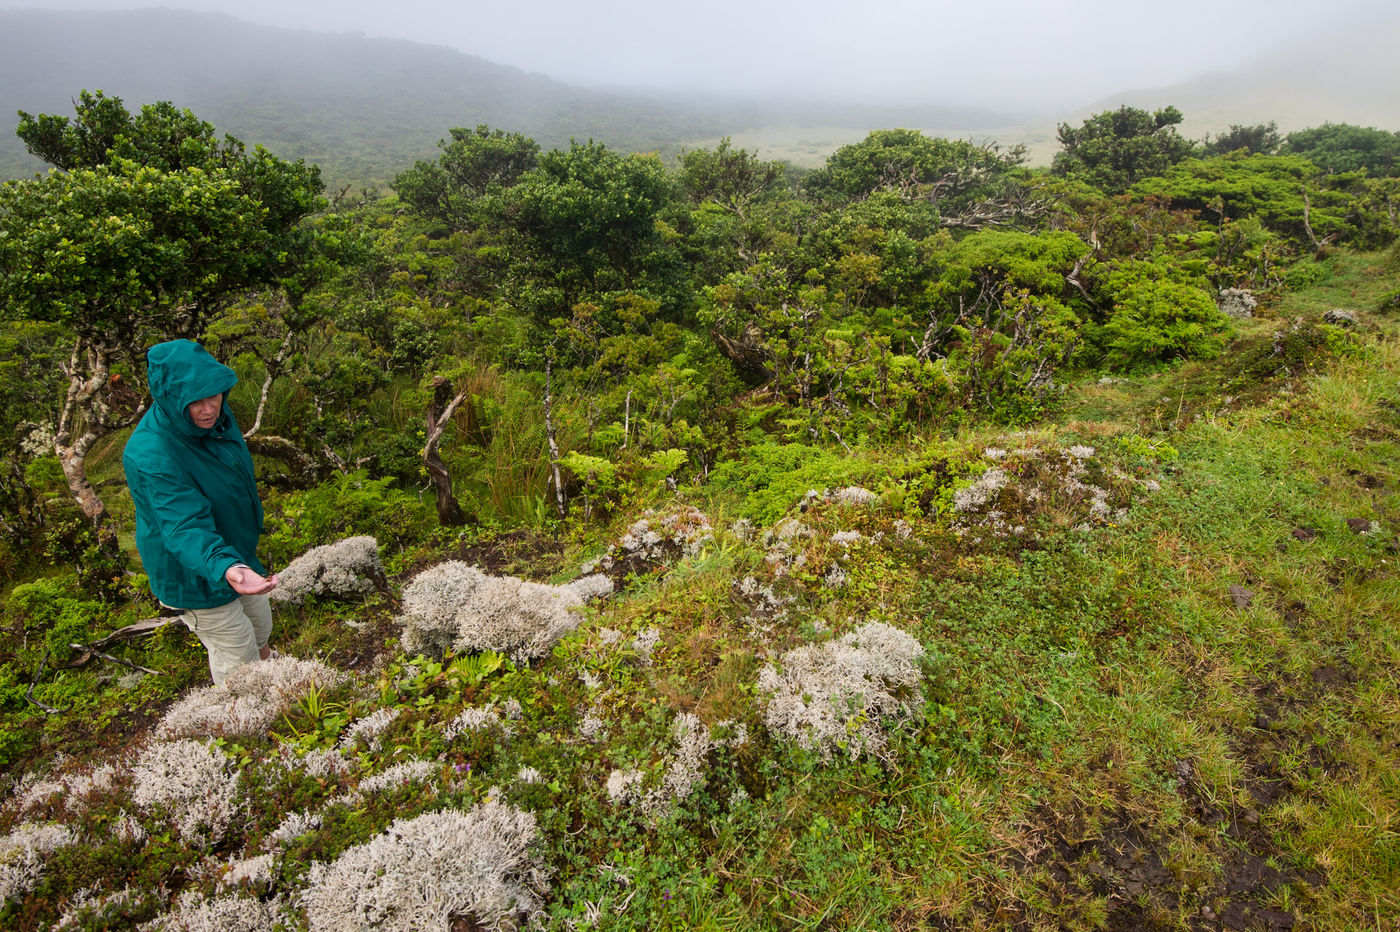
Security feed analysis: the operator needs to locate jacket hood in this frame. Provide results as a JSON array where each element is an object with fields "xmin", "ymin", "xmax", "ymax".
[{"xmin": 146, "ymin": 340, "xmax": 238, "ymax": 437}]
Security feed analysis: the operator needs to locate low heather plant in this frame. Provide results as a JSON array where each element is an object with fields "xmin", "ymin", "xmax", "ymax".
[
  {"xmin": 0, "ymin": 821, "xmax": 76, "ymax": 903},
  {"xmin": 130, "ymin": 739, "xmax": 242, "ymax": 847},
  {"xmin": 157, "ymin": 657, "xmax": 347, "ymax": 740},
  {"xmin": 398, "ymin": 562, "xmax": 610, "ymax": 663},
  {"xmin": 270, "ymin": 536, "xmax": 387, "ymax": 605},
  {"xmin": 758, "ymin": 621, "xmax": 925, "ymax": 762},
  {"xmin": 300, "ymin": 801, "xmax": 549, "ymax": 932}
]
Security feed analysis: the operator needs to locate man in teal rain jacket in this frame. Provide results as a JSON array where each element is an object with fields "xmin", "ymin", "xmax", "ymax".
[{"xmin": 123, "ymin": 339, "xmax": 279, "ymax": 684}]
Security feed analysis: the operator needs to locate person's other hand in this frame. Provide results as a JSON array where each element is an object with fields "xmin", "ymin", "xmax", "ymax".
[{"xmin": 225, "ymin": 564, "xmax": 279, "ymax": 595}]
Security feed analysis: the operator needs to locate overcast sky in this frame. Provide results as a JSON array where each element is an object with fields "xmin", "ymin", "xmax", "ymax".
[{"xmin": 13, "ymin": 0, "xmax": 1387, "ymax": 110}]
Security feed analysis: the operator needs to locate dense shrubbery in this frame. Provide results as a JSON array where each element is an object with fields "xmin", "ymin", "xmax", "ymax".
[{"xmin": 3, "ymin": 99, "xmax": 1400, "ymax": 930}]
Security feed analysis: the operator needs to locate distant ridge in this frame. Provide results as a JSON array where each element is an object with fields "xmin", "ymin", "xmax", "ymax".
[{"xmin": 0, "ymin": 8, "xmax": 1011, "ymax": 186}]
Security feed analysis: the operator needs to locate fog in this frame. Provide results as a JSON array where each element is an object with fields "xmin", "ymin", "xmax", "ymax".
[{"xmin": 16, "ymin": 0, "xmax": 1388, "ymax": 111}]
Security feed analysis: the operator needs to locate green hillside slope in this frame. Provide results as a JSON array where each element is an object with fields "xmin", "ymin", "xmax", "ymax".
[{"xmin": 0, "ymin": 9, "xmax": 1010, "ymax": 187}]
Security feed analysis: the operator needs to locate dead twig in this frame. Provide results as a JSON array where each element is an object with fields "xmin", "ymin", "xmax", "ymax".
[
  {"xmin": 67, "ymin": 643, "xmax": 162, "ymax": 676},
  {"xmin": 84, "ymin": 614, "xmax": 182, "ymax": 651},
  {"xmin": 25, "ymin": 648, "xmax": 66, "ymax": 714}
]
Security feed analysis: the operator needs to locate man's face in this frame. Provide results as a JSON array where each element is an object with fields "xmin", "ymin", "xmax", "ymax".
[{"xmin": 186, "ymin": 393, "xmax": 222, "ymax": 429}]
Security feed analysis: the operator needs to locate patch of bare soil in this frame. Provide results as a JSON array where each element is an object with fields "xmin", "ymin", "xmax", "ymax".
[
  {"xmin": 398, "ymin": 529, "xmax": 567, "ymax": 581},
  {"xmin": 997, "ymin": 660, "xmax": 1356, "ymax": 932},
  {"xmin": 1000, "ymin": 796, "xmax": 1313, "ymax": 932},
  {"xmin": 323, "ymin": 605, "xmax": 399, "ymax": 672}
]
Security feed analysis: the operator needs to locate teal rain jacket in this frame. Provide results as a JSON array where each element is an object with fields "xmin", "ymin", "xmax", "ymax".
[{"xmin": 123, "ymin": 340, "xmax": 268, "ymax": 609}]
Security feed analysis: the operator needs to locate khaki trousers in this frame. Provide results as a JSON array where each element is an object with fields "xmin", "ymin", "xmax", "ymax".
[{"xmin": 180, "ymin": 594, "xmax": 273, "ymax": 686}]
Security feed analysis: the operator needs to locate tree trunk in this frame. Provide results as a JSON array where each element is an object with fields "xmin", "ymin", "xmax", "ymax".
[
  {"xmin": 243, "ymin": 434, "xmax": 326, "ymax": 488},
  {"xmin": 244, "ymin": 328, "xmax": 295, "ymax": 438},
  {"xmin": 544, "ymin": 356, "xmax": 567, "ymax": 518},
  {"xmin": 54, "ymin": 338, "xmax": 109, "ymax": 524},
  {"xmin": 423, "ymin": 376, "xmax": 470, "ymax": 527},
  {"xmin": 53, "ymin": 337, "xmax": 127, "ymax": 552}
]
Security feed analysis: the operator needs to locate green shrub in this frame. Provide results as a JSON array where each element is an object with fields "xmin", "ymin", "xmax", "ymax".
[
  {"xmin": 708, "ymin": 443, "xmax": 877, "ymax": 522},
  {"xmin": 1097, "ymin": 260, "xmax": 1233, "ymax": 369},
  {"xmin": 262, "ymin": 470, "xmax": 432, "ymax": 568}
]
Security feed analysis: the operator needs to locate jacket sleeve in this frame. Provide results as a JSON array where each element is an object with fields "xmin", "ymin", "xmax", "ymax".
[{"xmin": 131, "ymin": 462, "xmax": 246, "ymax": 589}]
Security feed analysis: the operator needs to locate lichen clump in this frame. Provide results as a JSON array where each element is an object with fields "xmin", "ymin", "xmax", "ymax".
[
  {"xmin": 299, "ymin": 801, "xmax": 548, "ymax": 932},
  {"xmin": 156, "ymin": 656, "xmax": 346, "ymax": 740},
  {"xmin": 759, "ymin": 621, "xmax": 925, "ymax": 761},
  {"xmin": 397, "ymin": 561, "xmax": 610, "ymax": 663},
  {"xmin": 1, "ymin": 822, "xmax": 76, "ymax": 903},
  {"xmin": 130, "ymin": 739, "xmax": 242, "ymax": 847},
  {"xmin": 270, "ymin": 536, "xmax": 385, "ymax": 605}
]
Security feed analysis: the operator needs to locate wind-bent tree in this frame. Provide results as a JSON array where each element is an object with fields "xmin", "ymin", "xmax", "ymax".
[
  {"xmin": 1282, "ymin": 123, "xmax": 1400, "ymax": 177},
  {"xmin": 392, "ymin": 124, "xmax": 540, "ymax": 232},
  {"xmin": 500, "ymin": 140, "xmax": 684, "ymax": 326},
  {"xmin": 1053, "ymin": 105, "xmax": 1195, "ymax": 193},
  {"xmin": 0, "ymin": 90, "xmax": 325, "ymax": 540},
  {"xmin": 1202, "ymin": 121, "xmax": 1281, "ymax": 157},
  {"xmin": 802, "ymin": 128, "xmax": 1042, "ymax": 228}
]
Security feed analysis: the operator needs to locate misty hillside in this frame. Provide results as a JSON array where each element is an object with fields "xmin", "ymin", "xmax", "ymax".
[{"xmin": 0, "ymin": 8, "xmax": 1010, "ymax": 187}]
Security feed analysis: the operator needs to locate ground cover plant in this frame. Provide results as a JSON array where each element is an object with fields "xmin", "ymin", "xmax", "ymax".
[{"xmin": 1, "ymin": 98, "xmax": 1398, "ymax": 930}]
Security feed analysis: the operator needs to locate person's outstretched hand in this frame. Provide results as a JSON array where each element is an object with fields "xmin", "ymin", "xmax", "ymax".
[{"xmin": 225, "ymin": 564, "xmax": 279, "ymax": 595}]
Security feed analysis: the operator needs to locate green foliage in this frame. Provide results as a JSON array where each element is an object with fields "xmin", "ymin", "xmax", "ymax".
[
  {"xmin": 1096, "ymin": 259, "xmax": 1232, "ymax": 368},
  {"xmin": 928, "ymin": 231, "xmax": 1091, "ymax": 418},
  {"xmin": 678, "ymin": 137, "xmax": 785, "ymax": 213},
  {"xmin": 1133, "ymin": 152, "xmax": 1360, "ymax": 264},
  {"xmin": 1053, "ymin": 105, "xmax": 1195, "ymax": 193},
  {"xmin": 392, "ymin": 124, "xmax": 540, "ymax": 231},
  {"xmin": 2, "ymin": 90, "xmax": 325, "ymax": 338},
  {"xmin": 505, "ymin": 140, "xmax": 684, "ymax": 322},
  {"xmin": 1282, "ymin": 122, "xmax": 1400, "ymax": 176},
  {"xmin": 262, "ymin": 470, "xmax": 432, "ymax": 567},
  {"xmin": 6, "ymin": 574, "xmax": 106, "ymax": 664},
  {"xmin": 1202, "ymin": 121, "xmax": 1281, "ymax": 157},
  {"xmin": 1111, "ymin": 433, "xmax": 1178, "ymax": 463},
  {"xmin": 803, "ymin": 128, "xmax": 1026, "ymax": 220},
  {"xmin": 707, "ymin": 442, "xmax": 877, "ymax": 522}
]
